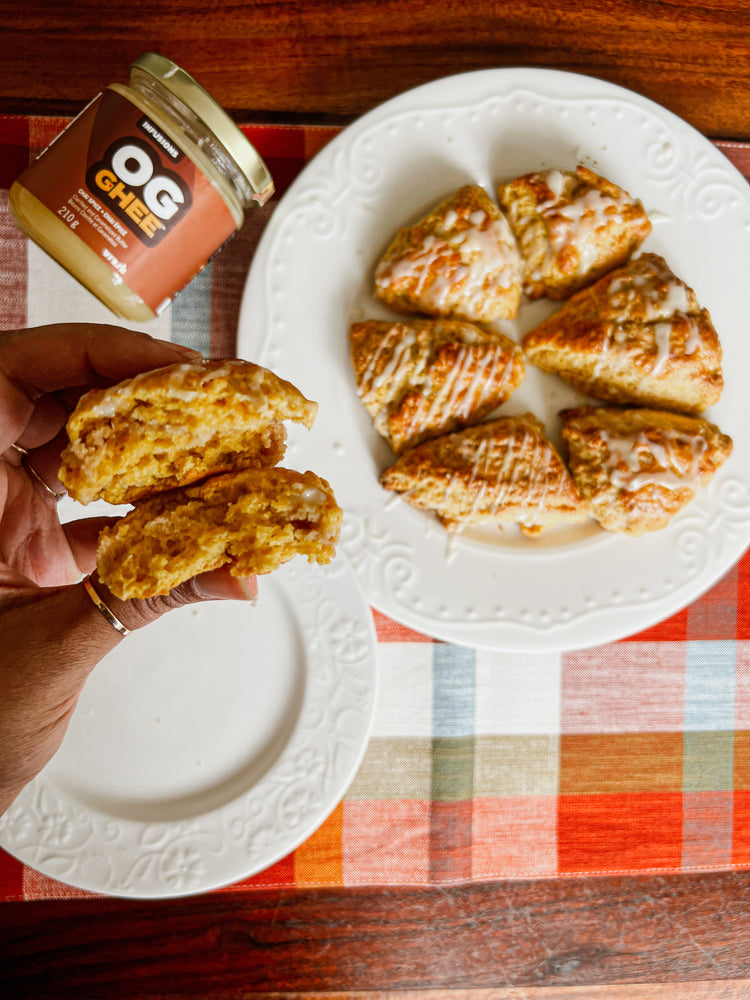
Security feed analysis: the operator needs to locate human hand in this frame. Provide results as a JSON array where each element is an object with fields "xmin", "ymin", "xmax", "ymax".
[{"xmin": 0, "ymin": 324, "xmax": 257, "ymax": 814}]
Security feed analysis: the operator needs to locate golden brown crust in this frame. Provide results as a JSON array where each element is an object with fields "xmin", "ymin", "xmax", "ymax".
[
  {"xmin": 97, "ymin": 468, "xmax": 343, "ymax": 599},
  {"xmin": 560, "ymin": 405, "xmax": 733, "ymax": 535},
  {"xmin": 349, "ymin": 318, "xmax": 525, "ymax": 454},
  {"xmin": 380, "ymin": 415, "xmax": 585, "ymax": 534},
  {"xmin": 374, "ymin": 184, "xmax": 522, "ymax": 322},
  {"xmin": 60, "ymin": 359, "xmax": 318, "ymax": 504},
  {"xmin": 522, "ymin": 253, "xmax": 723, "ymax": 415},
  {"xmin": 497, "ymin": 165, "xmax": 652, "ymax": 300}
]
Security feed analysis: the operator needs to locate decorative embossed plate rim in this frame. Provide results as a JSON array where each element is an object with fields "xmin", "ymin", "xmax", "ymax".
[
  {"xmin": 238, "ymin": 68, "xmax": 750, "ymax": 651},
  {"xmin": 0, "ymin": 555, "xmax": 377, "ymax": 898}
]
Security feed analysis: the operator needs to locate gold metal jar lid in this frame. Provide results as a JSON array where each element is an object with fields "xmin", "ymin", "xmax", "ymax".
[{"xmin": 130, "ymin": 52, "xmax": 274, "ymax": 206}]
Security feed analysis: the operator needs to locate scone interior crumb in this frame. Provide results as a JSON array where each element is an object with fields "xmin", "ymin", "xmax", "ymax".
[{"xmin": 70, "ymin": 417, "xmax": 287, "ymax": 505}]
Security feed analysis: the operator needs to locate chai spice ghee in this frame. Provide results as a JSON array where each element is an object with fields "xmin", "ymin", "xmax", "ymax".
[{"xmin": 9, "ymin": 53, "xmax": 274, "ymax": 321}]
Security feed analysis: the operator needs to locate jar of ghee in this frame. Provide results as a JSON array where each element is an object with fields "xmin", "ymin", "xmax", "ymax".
[{"xmin": 9, "ymin": 53, "xmax": 274, "ymax": 321}]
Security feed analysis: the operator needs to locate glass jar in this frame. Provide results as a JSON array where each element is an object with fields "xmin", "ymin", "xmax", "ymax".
[{"xmin": 9, "ymin": 53, "xmax": 274, "ymax": 321}]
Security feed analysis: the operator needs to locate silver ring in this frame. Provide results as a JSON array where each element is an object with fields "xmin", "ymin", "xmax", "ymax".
[
  {"xmin": 83, "ymin": 576, "xmax": 131, "ymax": 637},
  {"xmin": 11, "ymin": 444, "xmax": 65, "ymax": 501}
]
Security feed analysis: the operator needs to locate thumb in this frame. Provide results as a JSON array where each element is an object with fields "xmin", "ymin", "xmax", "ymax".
[{"xmin": 83, "ymin": 568, "xmax": 259, "ymax": 636}]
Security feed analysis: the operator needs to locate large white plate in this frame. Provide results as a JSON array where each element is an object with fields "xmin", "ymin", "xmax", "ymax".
[
  {"xmin": 0, "ymin": 514, "xmax": 377, "ymax": 898},
  {"xmin": 238, "ymin": 67, "xmax": 750, "ymax": 651}
]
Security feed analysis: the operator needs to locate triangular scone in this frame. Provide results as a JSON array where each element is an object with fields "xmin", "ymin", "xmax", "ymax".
[
  {"xmin": 60, "ymin": 359, "xmax": 318, "ymax": 505},
  {"xmin": 522, "ymin": 254, "xmax": 723, "ymax": 415},
  {"xmin": 349, "ymin": 318, "xmax": 526, "ymax": 454},
  {"xmin": 497, "ymin": 165, "xmax": 651, "ymax": 300},
  {"xmin": 374, "ymin": 184, "xmax": 522, "ymax": 322},
  {"xmin": 560, "ymin": 406, "xmax": 733, "ymax": 536},
  {"xmin": 380, "ymin": 415, "xmax": 586, "ymax": 536}
]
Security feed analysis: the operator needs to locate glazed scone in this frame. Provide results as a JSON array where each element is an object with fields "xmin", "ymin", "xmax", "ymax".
[
  {"xmin": 522, "ymin": 254, "xmax": 723, "ymax": 415},
  {"xmin": 380, "ymin": 414, "xmax": 586, "ymax": 536},
  {"xmin": 60, "ymin": 359, "xmax": 318, "ymax": 505},
  {"xmin": 560, "ymin": 406, "xmax": 732, "ymax": 535},
  {"xmin": 497, "ymin": 165, "xmax": 651, "ymax": 300},
  {"xmin": 374, "ymin": 184, "xmax": 522, "ymax": 322},
  {"xmin": 97, "ymin": 468, "xmax": 343, "ymax": 599},
  {"xmin": 349, "ymin": 318, "xmax": 525, "ymax": 454}
]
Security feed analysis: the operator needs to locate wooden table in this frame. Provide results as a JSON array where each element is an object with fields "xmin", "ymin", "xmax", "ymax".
[
  {"xmin": 2, "ymin": 2, "xmax": 750, "ymax": 996},
  {"xmin": 1, "ymin": 0, "xmax": 749, "ymax": 138}
]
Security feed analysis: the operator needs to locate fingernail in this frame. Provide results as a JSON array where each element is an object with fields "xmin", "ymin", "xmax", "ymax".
[
  {"xmin": 165, "ymin": 342, "xmax": 203, "ymax": 360},
  {"xmin": 235, "ymin": 577, "xmax": 259, "ymax": 604},
  {"xmin": 194, "ymin": 571, "xmax": 258, "ymax": 604}
]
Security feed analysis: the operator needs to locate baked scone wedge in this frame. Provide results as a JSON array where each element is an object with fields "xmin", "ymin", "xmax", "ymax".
[
  {"xmin": 374, "ymin": 184, "xmax": 522, "ymax": 322},
  {"xmin": 497, "ymin": 165, "xmax": 651, "ymax": 300},
  {"xmin": 380, "ymin": 415, "xmax": 586, "ymax": 536},
  {"xmin": 522, "ymin": 253, "xmax": 723, "ymax": 415},
  {"xmin": 97, "ymin": 468, "xmax": 343, "ymax": 600},
  {"xmin": 560, "ymin": 406, "xmax": 733, "ymax": 535},
  {"xmin": 60, "ymin": 359, "xmax": 318, "ymax": 504},
  {"xmin": 349, "ymin": 318, "xmax": 525, "ymax": 454}
]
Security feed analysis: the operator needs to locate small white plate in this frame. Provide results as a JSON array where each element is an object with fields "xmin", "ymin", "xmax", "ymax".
[
  {"xmin": 0, "ymin": 500, "xmax": 377, "ymax": 898},
  {"xmin": 238, "ymin": 67, "xmax": 750, "ymax": 651}
]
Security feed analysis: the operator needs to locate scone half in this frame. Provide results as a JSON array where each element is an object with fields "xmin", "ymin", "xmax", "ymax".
[
  {"xmin": 97, "ymin": 468, "xmax": 343, "ymax": 600},
  {"xmin": 560, "ymin": 405, "xmax": 733, "ymax": 535},
  {"xmin": 60, "ymin": 359, "xmax": 318, "ymax": 505}
]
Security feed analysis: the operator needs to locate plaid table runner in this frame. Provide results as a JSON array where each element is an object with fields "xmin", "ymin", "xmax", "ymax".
[{"xmin": 1, "ymin": 115, "xmax": 750, "ymax": 901}]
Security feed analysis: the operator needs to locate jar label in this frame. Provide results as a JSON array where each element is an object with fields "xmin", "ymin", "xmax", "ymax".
[{"xmin": 17, "ymin": 90, "xmax": 237, "ymax": 312}]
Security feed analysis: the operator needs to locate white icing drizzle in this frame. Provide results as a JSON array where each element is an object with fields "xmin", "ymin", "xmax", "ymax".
[
  {"xmin": 357, "ymin": 326, "xmax": 518, "ymax": 443},
  {"xmin": 599, "ymin": 260, "xmax": 704, "ymax": 378},
  {"xmin": 88, "ymin": 395, "xmax": 123, "ymax": 420},
  {"xmin": 651, "ymin": 323, "xmax": 673, "ymax": 376},
  {"xmin": 641, "ymin": 276, "xmax": 692, "ymax": 320},
  {"xmin": 166, "ymin": 387, "xmax": 203, "ymax": 402},
  {"xmin": 444, "ymin": 530, "xmax": 461, "ymax": 564},
  {"xmin": 602, "ymin": 428, "xmax": 708, "ymax": 493},
  {"xmin": 418, "ymin": 343, "xmax": 512, "ymax": 432},
  {"xmin": 539, "ymin": 182, "xmax": 628, "ymax": 274},
  {"xmin": 606, "ymin": 259, "xmax": 692, "ymax": 322},
  {"xmin": 440, "ymin": 426, "xmax": 564, "ymax": 526},
  {"xmin": 590, "ymin": 324, "xmax": 614, "ymax": 383},
  {"xmin": 545, "ymin": 168, "xmax": 566, "ymax": 199},
  {"xmin": 197, "ymin": 361, "xmax": 240, "ymax": 382},
  {"xmin": 382, "ymin": 491, "xmax": 402, "ymax": 511},
  {"xmin": 375, "ymin": 206, "xmax": 520, "ymax": 314},
  {"xmin": 376, "ymin": 234, "xmax": 453, "ymax": 309},
  {"xmin": 357, "ymin": 326, "xmax": 421, "ymax": 436},
  {"xmin": 297, "ymin": 486, "xmax": 328, "ymax": 508},
  {"xmin": 684, "ymin": 320, "xmax": 702, "ymax": 355},
  {"xmin": 370, "ymin": 330, "xmax": 417, "ymax": 391},
  {"xmin": 85, "ymin": 361, "xmax": 267, "ymax": 421}
]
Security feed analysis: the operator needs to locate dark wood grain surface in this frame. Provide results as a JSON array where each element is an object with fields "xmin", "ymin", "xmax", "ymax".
[
  {"xmin": 2, "ymin": 1, "xmax": 750, "ymax": 994},
  {"xmin": 0, "ymin": 0, "xmax": 749, "ymax": 137},
  {"xmin": 3, "ymin": 871, "xmax": 750, "ymax": 997}
]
